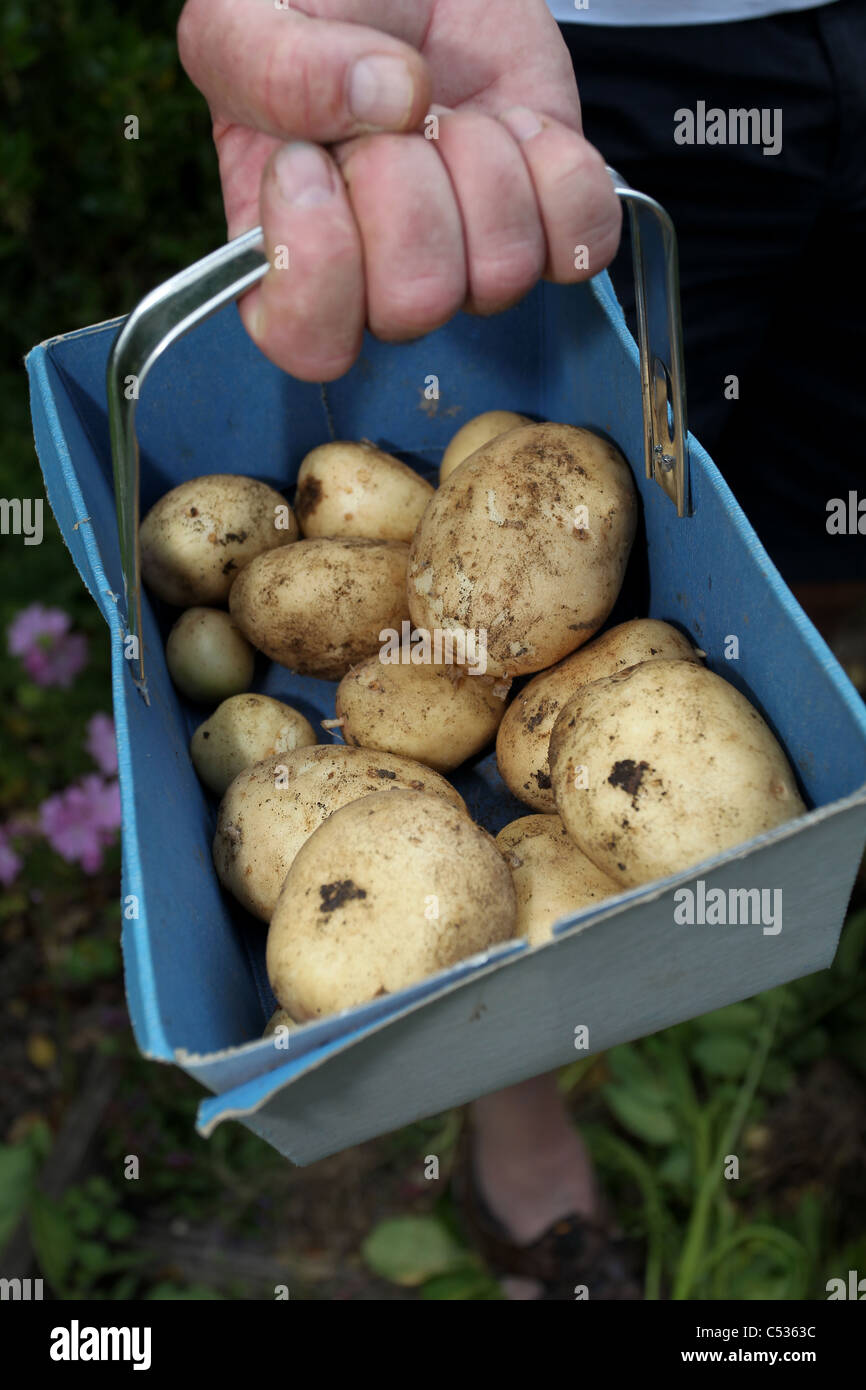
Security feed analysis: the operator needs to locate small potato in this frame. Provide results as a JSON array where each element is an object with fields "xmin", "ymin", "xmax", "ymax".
[
  {"xmin": 140, "ymin": 474, "xmax": 297, "ymax": 606},
  {"xmin": 409, "ymin": 423, "xmax": 637, "ymax": 678},
  {"xmin": 165, "ymin": 607, "xmax": 254, "ymax": 704},
  {"xmin": 294, "ymin": 440, "xmax": 433, "ymax": 542},
  {"xmin": 440, "ymin": 411, "xmax": 528, "ymax": 483},
  {"xmin": 191, "ymin": 694, "xmax": 317, "ymax": 796},
  {"xmin": 214, "ymin": 745, "xmax": 467, "ymax": 922},
  {"xmin": 496, "ymin": 815, "xmax": 620, "ymax": 946},
  {"xmin": 229, "ymin": 537, "xmax": 410, "ymax": 680},
  {"xmin": 263, "ymin": 1008, "xmax": 298, "ymax": 1038},
  {"xmin": 267, "ymin": 790, "xmax": 517, "ymax": 1020},
  {"xmin": 335, "ymin": 658, "xmax": 509, "ymax": 772},
  {"xmin": 549, "ymin": 659, "xmax": 807, "ymax": 888},
  {"xmin": 497, "ymin": 619, "xmax": 701, "ymax": 811}
]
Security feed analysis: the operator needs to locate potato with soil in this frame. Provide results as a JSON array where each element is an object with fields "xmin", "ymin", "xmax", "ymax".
[
  {"xmin": 439, "ymin": 411, "xmax": 529, "ymax": 483},
  {"xmin": 409, "ymin": 423, "xmax": 637, "ymax": 679},
  {"xmin": 496, "ymin": 815, "xmax": 620, "ymax": 946},
  {"xmin": 267, "ymin": 790, "xmax": 517, "ymax": 1020},
  {"xmin": 190, "ymin": 694, "xmax": 317, "ymax": 796},
  {"xmin": 140, "ymin": 474, "xmax": 297, "ymax": 606},
  {"xmin": 213, "ymin": 745, "xmax": 467, "ymax": 922},
  {"xmin": 165, "ymin": 607, "xmax": 254, "ymax": 704},
  {"xmin": 497, "ymin": 619, "xmax": 701, "ymax": 811},
  {"xmin": 549, "ymin": 659, "xmax": 806, "ymax": 888},
  {"xmin": 229, "ymin": 537, "xmax": 410, "ymax": 680},
  {"xmin": 294, "ymin": 440, "xmax": 433, "ymax": 543},
  {"xmin": 334, "ymin": 658, "xmax": 509, "ymax": 772}
]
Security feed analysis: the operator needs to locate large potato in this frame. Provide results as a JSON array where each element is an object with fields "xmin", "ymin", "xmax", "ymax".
[
  {"xmin": 267, "ymin": 790, "xmax": 517, "ymax": 1020},
  {"xmin": 165, "ymin": 607, "xmax": 254, "ymax": 703},
  {"xmin": 409, "ymin": 423, "xmax": 637, "ymax": 678},
  {"xmin": 334, "ymin": 658, "xmax": 508, "ymax": 772},
  {"xmin": 497, "ymin": 619, "xmax": 701, "ymax": 811},
  {"xmin": 229, "ymin": 537, "xmax": 410, "ymax": 679},
  {"xmin": 496, "ymin": 815, "xmax": 620, "ymax": 946},
  {"xmin": 439, "ymin": 411, "xmax": 528, "ymax": 483},
  {"xmin": 140, "ymin": 474, "xmax": 297, "ymax": 606},
  {"xmin": 190, "ymin": 694, "xmax": 317, "ymax": 796},
  {"xmin": 213, "ymin": 745, "xmax": 466, "ymax": 921},
  {"xmin": 549, "ymin": 660, "xmax": 806, "ymax": 888},
  {"xmin": 294, "ymin": 440, "xmax": 433, "ymax": 542}
]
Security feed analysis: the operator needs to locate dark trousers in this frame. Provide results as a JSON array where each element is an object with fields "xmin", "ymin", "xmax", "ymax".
[{"xmin": 561, "ymin": 0, "xmax": 866, "ymax": 583}]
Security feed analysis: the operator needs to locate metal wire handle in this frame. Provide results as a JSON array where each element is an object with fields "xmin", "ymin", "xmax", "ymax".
[{"xmin": 107, "ymin": 174, "xmax": 689, "ymax": 698}]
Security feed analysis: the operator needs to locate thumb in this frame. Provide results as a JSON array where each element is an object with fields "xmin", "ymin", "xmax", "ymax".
[{"xmin": 178, "ymin": 0, "xmax": 431, "ymax": 142}]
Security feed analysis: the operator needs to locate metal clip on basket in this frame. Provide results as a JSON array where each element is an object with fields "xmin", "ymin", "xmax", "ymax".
[{"xmin": 107, "ymin": 168, "xmax": 690, "ymax": 699}]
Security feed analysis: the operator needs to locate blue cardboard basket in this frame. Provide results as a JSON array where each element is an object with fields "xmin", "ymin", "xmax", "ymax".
[{"xmin": 27, "ymin": 273, "xmax": 866, "ymax": 1164}]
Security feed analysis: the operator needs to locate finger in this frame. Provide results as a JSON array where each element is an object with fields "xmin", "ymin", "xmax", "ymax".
[
  {"xmin": 428, "ymin": 106, "xmax": 545, "ymax": 316},
  {"xmin": 178, "ymin": 0, "xmax": 431, "ymax": 142},
  {"xmin": 335, "ymin": 133, "xmax": 467, "ymax": 342},
  {"xmin": 243, "ymin": 142, "xmax": 365, "ymax": 381},
  {"xmin": 497, "ymin": 108, "xmax": 621, "ymax": 282}
]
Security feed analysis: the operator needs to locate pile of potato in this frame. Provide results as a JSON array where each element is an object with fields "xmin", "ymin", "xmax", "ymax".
[{"xmin": 140, "ymin": 412, "xmax": 806, "ymax": 1030}]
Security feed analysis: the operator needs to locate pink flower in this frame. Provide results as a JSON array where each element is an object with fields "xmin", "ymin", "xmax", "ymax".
[
  {"xmin": 0, "ymin": 827, "xmax": 22, "ymax": 887},
  {"xmin": 39, "ymin": 775, "xmax": 121, "ymax": 874},
  {"xmin": 7, "ymin": 604, "xmax": 87, "ymax": 688},
  {"xmin": 86, "ymin": 713, "xmax": 118, "ymax": 776}
]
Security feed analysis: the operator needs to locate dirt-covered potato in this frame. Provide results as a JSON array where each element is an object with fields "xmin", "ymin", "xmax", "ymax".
[
  {"xmin": 439, "ymin": 411, "xmax": 528, "ymax": 483},
  {"xmin": 294, "ymin": 440, "xmax": 433, "ymax": 543},
  {"xmin": 140, "ymin": 474, "xmax": 297, "ymax": 606},
  {"xmin": 549, "ymin": 660, "xmax": 806, "ymax": 888},
  {"xmin": 334, "ymin": 659, "xmax": 509, "ymax": 772},
  {"xmin": 263, "ymin": 1008, "xmax": 298, "ymax": 1038},
  {"xmin": 213, "ymin": 745, "xmax": 467, "ymax": 922},
  {"xmin": 496, "ymin": 815, "xmax": 620, "ymax": 946},
  {"xmin": 190, "ymin": 694, "xmax": 317, "ymax": 796},
  {"xmin": 229, "ymin": 537, "xmax": 410, "ymax": 680},
  {"xmin": 497, "ymin": 619, "xmax": 701, "ymax": 811},
  {"xmin": 409, "ymin": 423, "xmax": 637, "ymax": 678},
  {"xmin": 267, "ymin": 790, "xmax": 517, "ymax": 1020},
  {"xmin": 165, "ymin": 607, "xmax": 254, "ymax": 704}
]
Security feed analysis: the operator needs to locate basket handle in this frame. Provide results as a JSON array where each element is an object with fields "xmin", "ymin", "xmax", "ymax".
[{"xmin": 107, "ymin": 178, "xmax": 689, "ymax": 698}]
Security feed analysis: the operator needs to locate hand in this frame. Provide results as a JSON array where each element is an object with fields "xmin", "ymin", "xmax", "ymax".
[{"xmin": 177, "ymin": 0, "xmax": 621, "ymax": 380}]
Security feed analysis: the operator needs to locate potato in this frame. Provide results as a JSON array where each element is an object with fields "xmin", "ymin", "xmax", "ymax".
[
  {"xmin": 229, "ymin": 537, "xmax": 410, "ymax": 680},
  {"xmin": 549, "ymin": 659, "xmax": 806, "ymax": 888},
  {"xmin": 294, "ymin": 440, "xmax": 433, "ymax": 542},
  {"xmin": 140, "ymin": 474, "xmax": 297, "ymax": 606},
  {"xmin": 334, "ymin": 658, "xmax": 509, "ymax": 772},
  {"xmin": 190, "ymin": 694, "xmax": 317, "ymax": 796},
  {"xmin": 263, "ymin": 1008, "xmax": 298, "ymax": 1038},
  {"xmin": 165, "ymin": 607, "xmax": 254, "ymax": 704},
  {"xmin": 213, "ymin": 745, "xmax": 467, "ymax": 922},
  {"xmin": 440, "ymin": 411, "xmax": 528, "ymax": 483},
  {"xmin": 497, "ymin": 619, "xmax": 701, "ymax": 811},
  {"xmin": 267, "ymin": 790, "xmax": 517, "ymax": 1020},
  {"xmin": 409, "ymin": 423, "xmax": 637, "ymax": 678},
  {"xmin": 496, "ymin": 815, "xmax": 620, "ymax": 946}
]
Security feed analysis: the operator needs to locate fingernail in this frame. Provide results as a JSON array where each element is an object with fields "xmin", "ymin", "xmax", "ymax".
[
  {"xmin": 349, "ymin": 55, "xmax": 414, "ymax": 127},
  {"xmin": 274, "ymin": 142, "xmax": 336, "ymax": 208},
  {"xmin": 499, "ymin": 105, "xmax": 544, "ymax": 142}
]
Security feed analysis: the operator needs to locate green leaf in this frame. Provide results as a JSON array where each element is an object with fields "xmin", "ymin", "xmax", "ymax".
[
  {"xmin": 603, "ymin": 1084, "xmax": 677, "ymax": 1145},
  {"xmin": 833, "ymin": 908, "xmax": 866, "ymax": 978},
  {"xmin": 29, "ymin": 1192, "xmax": 76, "ymax": 1293},
  {"xmin": 694, "ymin": 1002, "xmax": 762, "ymax": 1033},
  {"xmin": 0, "ymin": 1144, "xmax": 35, "ymax": 1251},
  {"xmin": 146, "ymin": 1282, "xmax": 224, "ymax": 1300},
  {"xmin": 362, "ymin": 1217, "xmax": 468, "ymax": 1287},
  {"xmin": 421, "ymin": 1269, "xmax": 502, "ymax": 1300},
  {"xmin": 692, "ymin": 1034, "xmax": 752, "ymax": 1079}
]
